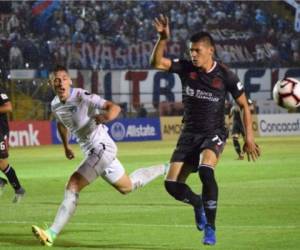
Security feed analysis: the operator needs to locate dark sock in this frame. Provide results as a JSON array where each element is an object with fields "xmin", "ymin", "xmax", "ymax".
[
  {"xmin": 164, "ymin": 181, "xmax": 202, "ymax": 207},
  {"xmin": 2, "ymin": 165, "xmax": 21, "ymax": 191},
  {"xmin": 233, "ymin": 137, "xmax": 241, "ymax": 155},
  {"xmin": 198, "ymin": 165, "xmax": 218, "ymax": 229}
]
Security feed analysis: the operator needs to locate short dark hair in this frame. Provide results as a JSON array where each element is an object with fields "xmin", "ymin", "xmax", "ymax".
[
  {"xmin": 189, "ymin": 32, "xmax": 215, "ymax": 48},
  {"xmin": 53, "ymin": 64, "xmax": 68, "ymax": 73}
]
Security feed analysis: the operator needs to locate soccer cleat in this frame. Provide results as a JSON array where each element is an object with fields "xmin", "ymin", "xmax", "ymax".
[
  {"xmin": 0, "ymin": 177, "xmax": 8, "ymax": 196},
  {"xmin": 237, "ymin": 153, "xmax": 244, "ymax": 160},
  {"xmin": 32, "ymin": 225, "xmax": 55, "ymax": 246},
  {"xmin": 12, "ymin": 187, "xmax": 26, "ymax": 203},
  {"xmin": 194, "ymin": 205, "xmax": 207, "ymax": 231},
  {"xmin": 203, "ymin": 224, "xmax": 216, "ymax": 245}
]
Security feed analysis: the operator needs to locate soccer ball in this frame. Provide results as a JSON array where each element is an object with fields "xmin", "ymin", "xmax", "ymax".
[{"xmin": 272, "ymin": 77, "xmax": 300, "ymax": 109}]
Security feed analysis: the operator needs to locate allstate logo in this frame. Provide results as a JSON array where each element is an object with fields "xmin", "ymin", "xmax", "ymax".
[{"xmin": 111, "ymin": 122, "xmax": 126, "ymax": 141}]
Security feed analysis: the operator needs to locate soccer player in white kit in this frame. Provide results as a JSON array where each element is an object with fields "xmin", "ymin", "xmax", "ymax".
[{"xmin": 32, "ymin": 65, "xmax": 168, "ymax": 246}]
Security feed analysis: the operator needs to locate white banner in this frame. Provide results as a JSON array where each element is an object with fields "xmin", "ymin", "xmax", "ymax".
[
  {"xmin": 258, "ymin": 114, "xmax": 300, "ymax": 136},
  {"xmin": 9, "ymin": 70, "xmax": 36, "ymax": 79}
]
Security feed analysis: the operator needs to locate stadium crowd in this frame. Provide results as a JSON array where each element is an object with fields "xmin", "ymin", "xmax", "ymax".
[{"xmin": 0, "ymin": 0, "xmax": 299, "ymax": 71}]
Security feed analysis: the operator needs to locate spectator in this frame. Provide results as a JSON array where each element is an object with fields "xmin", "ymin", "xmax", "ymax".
[
  {"xmin": 6, "ymin": 13, "xmax": 19, "ymax": 33},
  {"xmin": 0, "ymin": 0, "xmax": 297, "ymax": 70},
  {"xmin": 137, "ymin": 104, "xmax": 147, "ymax": 118},
  {"xmin": 9, "ymin": 43, "xmax": 23, "ymax": 69}
]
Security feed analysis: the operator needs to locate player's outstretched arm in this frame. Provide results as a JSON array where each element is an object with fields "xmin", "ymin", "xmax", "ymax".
[
  {"xmin": 57, "ymin": 122, "xmax": 74, "ymax": 159},
  {"xmin": 94, "ymin": 101, "xmax": 121, "ymax": 124},
  {"xmin": 235, "ymin": 94, "xmax": 261, "ymax": 161},
  {"xmin": 150, "ymin": 14, "xmax": 172, "ymax": 71}
]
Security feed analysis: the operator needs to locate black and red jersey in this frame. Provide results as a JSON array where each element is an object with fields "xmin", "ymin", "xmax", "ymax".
[
  {"xmin": 169, "ymin": 60, "xmax": 244, "ymax": 136},
  {"xmin": 0, "ymin": 89, "xmax": 10, "ymax": 134}
]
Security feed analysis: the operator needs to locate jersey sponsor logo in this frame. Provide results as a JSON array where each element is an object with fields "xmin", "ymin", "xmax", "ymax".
[
  {"xmin": 185, "ymin": 86, "xmax": 220, "ymax": 102},
  {"xmin": 237, "ymin": 81, "xmax": 243, "ymax": 90}
]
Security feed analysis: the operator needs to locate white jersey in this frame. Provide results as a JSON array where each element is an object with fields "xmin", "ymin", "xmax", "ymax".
[{"xmin": 51, "ymin": 88, "xmax": 111, "ymax": 155}]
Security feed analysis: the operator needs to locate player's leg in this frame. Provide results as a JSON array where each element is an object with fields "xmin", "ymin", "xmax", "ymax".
[
  {"xmin": 164, "ymin": 161, "xmax": 206, "ymax": 231},
  {"xmin": 232, "ymin": 134, "xmax": 243, "ymax": 159},
  {"xmin": 0, "ymin": 133, "xmax": 25, "ymax": 201},
  {"xmin": 128, "ymin": 162, "xmax": 168, "ymax": 191},
  {"xmin": 109, "ymin": 160, "xmax": 204, "ymax": 217},
  {"xmin": 198, "ymin": 134, "xmax": 227, "ymax": 245},
  {"xmin": 0, "ymin": 176, "xmax": 8, "ymax": 196},
  {"xmin": 32, "ymin": 166, "xmax": 91, "ymax": 246},
  {"xmin": 163, "ymin": 131, "xmax": 206, "ymax": 230},
  {"xmin": 48, "ymin": 172, "xmax": 89, "ymax": 235},
  {"xmin": 0, "ymin": 138, "xmax": 25, "ymax": 203},
  {"xmin": 102, "ymin": 158, "xmax": 168, "ymax": 194},
  {"xmin": 164, "ymin": 161, "xmax": 202, "ymax": 207},
  {"xmin": 198, "ymin": 149, "xmax": 219, "ymax": 245},
  {"xmin": 232, "ymin": 123, "xmax": 244, "ymax": 160}
]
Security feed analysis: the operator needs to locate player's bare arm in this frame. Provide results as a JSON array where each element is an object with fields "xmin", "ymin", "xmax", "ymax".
[
  {"xmin": 235, "ymin": 94, "xmax": 260, "ymax": 161},
  {"xmin": 57, "ymin": 122, "xmax": 74, "ymax": 159},
  {"xmin": 0, "ymin": 101, "xmax": 12, "ymax": 113},
  {"xmin": 150, "ymin": 14, "xmax": 172, "ymax": 71},
  {"xmin": 94, "ymin": 101, "xmax": 121, "ymax": 124}
]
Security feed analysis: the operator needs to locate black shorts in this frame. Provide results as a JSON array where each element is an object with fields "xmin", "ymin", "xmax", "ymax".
[
  {"xmin": 232, "ymin": 120, "xmax": 245, "ymax": 136},
  {"xmin": 170, "ymin": 131, "xmax": 226, "ymax": 171},
  {"xmin": 0, "ymin": 132, "xmax": 9, "ymax": 159}
]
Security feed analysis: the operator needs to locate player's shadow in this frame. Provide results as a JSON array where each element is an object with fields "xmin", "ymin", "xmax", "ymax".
[
  {"xmin": 0, "ymin": 232, "xmax": 188, "ymax": 250},
  {"xmin": 57, "ymin": 241, "xmax": 178, "ymax": 249},
  {"xmin": 40, "ymin": 202, "xmax": 178, "ymax": 207},
  {"xmin": 0, "ymin": 232, "xmax": 42, "ymax": 247}
]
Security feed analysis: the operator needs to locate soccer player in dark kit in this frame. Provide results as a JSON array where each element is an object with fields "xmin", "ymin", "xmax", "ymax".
[
  {"xmin": 0, "ymin": 88, "xmax": 25, "ymax": 202},
  {"xmin": 229, "ymin": 99, "xmax": 255, "ymax": 160},
  {"xmin": 150, "ymin": 15, "xmax": 260, "ymax": 245}
]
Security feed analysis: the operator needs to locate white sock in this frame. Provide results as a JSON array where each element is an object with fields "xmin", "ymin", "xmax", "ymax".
[
  {"xmin": 50, "ymin": 189, "xmax": 79, "ymax": 235},
  {"xmin": 129, "ymin": 163, "xmax": 168, "ymax": 191}
]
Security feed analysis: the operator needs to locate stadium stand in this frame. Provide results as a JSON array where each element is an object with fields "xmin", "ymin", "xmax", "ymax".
[
  {"xmin": 0, "ymin": 1, "xmax": 299, "ymax": 120},
  {"xmin": 0, "ymin": 1, "xmax": 298, "ymax": 70}
]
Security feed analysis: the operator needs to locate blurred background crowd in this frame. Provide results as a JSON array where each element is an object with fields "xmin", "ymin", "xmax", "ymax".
[
  {"xmin": 0, "ymin": 0, "xmax": 299, "ymax": 120},
  {"xmin": 0, "ymin": 0, "xmax": 299, "ymax": 72}
]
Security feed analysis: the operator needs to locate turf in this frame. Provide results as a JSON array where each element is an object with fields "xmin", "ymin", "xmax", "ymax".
[{"xmin": 0, "ymin": 137, "xmax": 299, "ymax": 250}]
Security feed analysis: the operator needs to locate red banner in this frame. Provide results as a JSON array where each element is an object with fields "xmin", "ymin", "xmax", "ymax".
[{"xmin": 8, "ymin": 121, "xmax": 52, "ymax": 147}]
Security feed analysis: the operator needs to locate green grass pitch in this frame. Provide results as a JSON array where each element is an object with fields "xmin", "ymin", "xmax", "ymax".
[{"xmin": 0, "ymin": 137, "xmax": 299, "ymax": 250}]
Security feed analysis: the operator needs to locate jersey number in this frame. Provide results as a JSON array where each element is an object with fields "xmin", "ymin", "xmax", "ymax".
[
  {"xmin": 212, "ymin": 135, "xmax": 223, "ymax": 146},
  {"xmin": 0, "ymin": 141, "xmax": 6, "ymax": 150}
]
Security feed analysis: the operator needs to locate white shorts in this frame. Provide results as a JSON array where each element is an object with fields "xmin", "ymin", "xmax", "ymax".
[{"xmin": 76, "ymin": 132, "xmax": 125, "ymax": 184}]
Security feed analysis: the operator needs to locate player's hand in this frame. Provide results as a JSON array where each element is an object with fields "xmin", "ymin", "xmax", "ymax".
[
  {"xmin": 65, "ymin": 147, "xmax": 75, "ymax": 160},
  {"xmin": 94, "ymin": 114, "xmax": 107, "ymax": 124},
  {"xmin": 243, "ymin": 141, "xmax": 260, "ymax": 162},
  {"xmin": 153, "ymin": 14, "xmax": 170, "ymax": 40}
]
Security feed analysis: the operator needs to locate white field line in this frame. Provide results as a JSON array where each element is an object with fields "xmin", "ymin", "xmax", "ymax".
[{"xmin": 0, "ymin": 221, "xmax": 299, "ymax": 229}]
